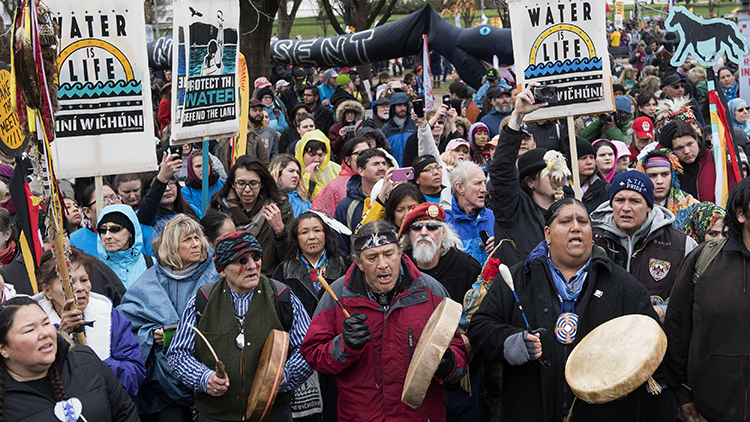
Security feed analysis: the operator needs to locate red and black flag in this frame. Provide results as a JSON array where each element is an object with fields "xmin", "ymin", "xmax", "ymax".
[{"xmin": 9, "ymin": 156, "xmax": 43, "ymax": 293}]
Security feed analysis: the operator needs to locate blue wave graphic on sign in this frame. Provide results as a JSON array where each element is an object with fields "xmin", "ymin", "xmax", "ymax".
[
  {"xmin": 59, "ymin": 80, "xmax": 143, "ymax": 100},
  {"xmin": 524, "ymin": 57, "xmax": 603, "ymax": 78}
]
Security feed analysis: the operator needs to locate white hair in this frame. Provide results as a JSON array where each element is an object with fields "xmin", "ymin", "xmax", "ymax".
[
  {"xmin": 449, "ymin": 160, "xmax": 483, "ymax": 196},
  {"xmin": 400, "ymin": 221, "xmax": 463, "ymax": 256}
]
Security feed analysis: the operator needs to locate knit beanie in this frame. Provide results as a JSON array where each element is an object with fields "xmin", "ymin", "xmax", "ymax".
[
  {"xmin": 214, "ymin": 231, "xmax": 263, "ymax": 273},
  {"xmin": 257, "ymin": 87, "xmax": 274, "ymax": 101},
  {"xmin": 97, "ymin": 211, "xmax": 135, "ymax": 237},
  {"xmin": 609, "ymin": 171, "xmax": 654, "ymax": 209}
]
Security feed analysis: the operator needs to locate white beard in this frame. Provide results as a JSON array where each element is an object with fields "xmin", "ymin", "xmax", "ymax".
[{"xmin": 412, "ymin": 237, "xmax": 441, "ymax": 265}]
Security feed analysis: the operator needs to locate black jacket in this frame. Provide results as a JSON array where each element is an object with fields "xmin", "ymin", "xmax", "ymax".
[
  {"xmin": 468, "ymin": 247, "xmax": 658, "ymax": 422},
  {"xmin": 330, "ymin": 88, "xmax": 357, "ymax": 112},
  {"xmin": 664, "ymin": 236, "xmax": 750, "ymax": 422},
  {"xmin": 489, "ymin": 124, "xmax": 547, "ymax": 266},
  {"xmin": 407, "ymin": 246, "xmax": 481, "ymax": 303},
  {"xmin": 312, "ymin": 105, "xmax": 335, "ymax": 137},
  {"xmin": 3, "ymin": 335, "xmax": 138, "ymax": 422},
  {"xmin": 272, "ymin": 255, "xmax": 347, "ymax": 317}
]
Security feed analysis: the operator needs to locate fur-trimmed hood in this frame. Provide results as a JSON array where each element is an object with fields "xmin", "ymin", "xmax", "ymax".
[{"xmin": 335, "ymin": 100, "xmax": 365, "ymax": 123}]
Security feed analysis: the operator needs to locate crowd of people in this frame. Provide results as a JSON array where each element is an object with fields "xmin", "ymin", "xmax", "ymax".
[{"xmin": 1, "ymin": 14, "xmax": 750, "ymax": 422}]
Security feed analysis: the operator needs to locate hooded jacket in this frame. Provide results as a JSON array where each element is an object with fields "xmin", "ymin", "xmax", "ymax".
[
  {"xmin": 333, "ymin": 175, "xmax": 369, "ymax": 257},
  {"xmin": 381, "ymin": 93, "xmax": 418, "ymax": 166},
  {"xmin": 2, "ymin": 335, "xmax": 139, "ymax": 422},
  {"xmin": 591, "ymin": 202, "xmax": 697, "ymax": 302},
  {"xmin": 311, "ymin": 161, "xmax": 358, "ymax": 217},
  {"xmin": 301, "ymin": 256, "xmax": 468, "ymax": 422},
  {"xmin": 445, "ymin": 195, "xmax": 495, "ymax": 264},
  {"xmin": 97, "ymin": 205, "xmax": 150, "ymax": 290},
  {"xmin": 329, "ymin": 100, "xmax": 365, "ymax": 159},
  {"xmin": 253, "ymin": 121, "xmax": 281, "ymax": 161},
  {"xmin": 295, "ymin": 129, "xmax": 342, "ymax": 202},
  {"xmin": 279, "ymin": 103, "xmax": 312, "ymax": 153},
  {"xmin": 263, "ymin": 101, "xmax": 288, "ymax": 132},
  {"xmin": 117, "ymin": 250, "xmax": 220, "ymax": 414}
]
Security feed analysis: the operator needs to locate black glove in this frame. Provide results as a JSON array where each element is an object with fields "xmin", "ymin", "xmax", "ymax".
[
  {"xmin": 435, "ymin": 347, "xmax": 455, "ymax": 378},
  {"xmin": 342, "ymin": 312, "xmax": 372, "ymax": 350}
]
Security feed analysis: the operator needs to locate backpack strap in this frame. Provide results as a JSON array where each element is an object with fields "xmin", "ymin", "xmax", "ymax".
[
  {"xmin": 269, "ymin": 278, "xmax": 294, "ymax": 332},
  {"xmin": 144, "ymin": 254, "xmax": 154, "ymax": 269},
  {"xmin": 195, "ymin": 281, "xmax": 219, "ymax": 325},
  {"xmin": 692, "ymin": 237, "xmax": 728, "ymax": 285}
]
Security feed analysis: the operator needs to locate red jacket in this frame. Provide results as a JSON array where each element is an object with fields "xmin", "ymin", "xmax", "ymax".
[
  {"xmin": 310, "ymin": 163, "xmax": 357, "ymax": 217},
  {"xmin": 158, "ymin": 98, "xmax": 171, "ymax": 130},
  {"xmin": 301, "ymin": 256, "xmax": 468, "ymax": 422}
]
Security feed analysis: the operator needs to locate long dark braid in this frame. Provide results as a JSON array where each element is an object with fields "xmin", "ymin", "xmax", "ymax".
[{"xmin": 47, "ymin": 362, "xmax": 68, "ymax": 402}]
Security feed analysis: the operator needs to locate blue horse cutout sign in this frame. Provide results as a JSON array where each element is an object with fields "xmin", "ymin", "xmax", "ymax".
[{"xmin": 665, "ymin": 6, "xmax": 749, "ymax": 67}]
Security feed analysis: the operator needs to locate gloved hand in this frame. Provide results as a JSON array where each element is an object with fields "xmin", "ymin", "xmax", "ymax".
[
  {"xmin": 435, "ymin": 347, "xmax": 455, "ymax": 378},
  {"xmin": 342, "ymin": 312, "xmax": 372, "ymax": 350},
  {"xmin": 503, "ymin": 331, "xmax": 541, "ymax": 366}
]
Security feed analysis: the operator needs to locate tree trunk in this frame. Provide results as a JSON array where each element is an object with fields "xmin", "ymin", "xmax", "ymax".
[
  {"xmin": 240, "ymin": 0, "xmax": 280, "ymax": 85},
  {"xmin": 277, "ymin": 0, "xmax": 305, "ymax": 39}
]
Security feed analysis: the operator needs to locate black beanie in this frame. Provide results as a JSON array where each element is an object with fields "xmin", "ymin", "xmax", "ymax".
[
  {"xmin": 575, "ymin": 137, "xmax": 596, "ymax": 158},
  {"xmin": 257, "ymin": 87, "xmax": 274, "ymax": 101},
  {"xmin": 98, "ymin": 211, "xmax": 135, "ymax": 237},
  {"xmin": 659, "ymin": 120, "xmax": 678, "ymax": 150},
  {"xmin": 518, "ymin": 147, "xmax": 549, "ymax": 180}
]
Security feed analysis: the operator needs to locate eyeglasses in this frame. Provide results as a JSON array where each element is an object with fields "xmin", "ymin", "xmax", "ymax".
[
  {"xmin": 166, "ymin": 180, "xmax": 177, "ymax": 186},
  {"xmin": 422, "ymin": 165, "xmax": 442, "ymax": 173},
  {"xmin": 97, "ymin": 225, "xmax": 124, "ymax": 235},
  {"xmin": 237, "ymin": 252, "xmax": 263, "ymax": 265},
  {"xmin": 671, "ymin": 84, "xmax": 685, "ymax": 90},
  {"xmin": 738, "ymin": 107, "xmax": 749, "ymax": 113},
  {"xmin": 234, "ymin": 180, "xmax": 261, "ymax": 190},
  {"xmin": 87, "ymin": 195, "xmax": 122, "ymax": 207},
  {"xmin": 410, "ymin": 222, "xmax": 441, "ymax": 232}
]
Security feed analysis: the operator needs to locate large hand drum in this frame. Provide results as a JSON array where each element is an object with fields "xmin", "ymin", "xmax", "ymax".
[
  {"xmin": 565, "ymin": 314, "xmax": 667, "ymax": 404},
  {"xmin": 401, "ymin": 297, "xmax": 462, "ymax": 408},
  {"xmin": 246, "ymin": 329, "xmax": 289, "ymax": 421}
]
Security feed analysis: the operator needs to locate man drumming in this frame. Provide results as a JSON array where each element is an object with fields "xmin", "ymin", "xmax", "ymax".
[
  {"xmin": 168, "ymin": 232, "xmax": 312, "ymax": 422},
  {"xmin": 301, "ymin": 220, "xmax": 468, "ymax": 421}
]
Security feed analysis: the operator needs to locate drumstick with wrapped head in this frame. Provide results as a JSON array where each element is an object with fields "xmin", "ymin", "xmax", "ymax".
[
  {"xmin": 499, "ymin": 264, "xmax": 546, "ymax": 336},
  {"xmin": 317, "ymin": 275, "xmax": 351, "ymax": 318},
  {"xmin": 188, "ymin": 324, "xmax": 226, "ymax": 379}
]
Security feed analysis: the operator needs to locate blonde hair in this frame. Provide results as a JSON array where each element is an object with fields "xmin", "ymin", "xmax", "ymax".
[
  {"xmin": 688, "ymin": 67, "xmax": 706, "ymax": 85},
  {"xmin": 640, "ymin": 75, "xmax": 661, "ymax": 96},
  {"xmin": 618, "ymin": 68, "xmax": 638, "ymax": 85},
  {"xmin": 269, "ymin": 154, "xmax": 307, "ymax": 201},
  {"xmin": 441, "ymin": 150, "xmax": 456, "ymax": 167},
  {"xmin": 154, "ymin": 214, "xmax": 209, "ymax": 268}
]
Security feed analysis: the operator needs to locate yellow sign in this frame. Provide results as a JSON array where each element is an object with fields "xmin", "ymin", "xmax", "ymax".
[
  {"xmin": 0, "ymin": 63, "xmax": 26, "ymax": 156},
  {"xmin": 233, "ymin": 54, "xmax": 249, "ymax": 163}
]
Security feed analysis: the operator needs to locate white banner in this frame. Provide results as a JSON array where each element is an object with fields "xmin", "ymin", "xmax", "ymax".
[
  {"xmin": 51, "ymin": 0, "xmax": 157, "ymax": 178},
  {"xmin": 171, "ymin": 0, "xmax": 240, "ymax": 144},
  {"xmin": 506, "ymin": 0, "xmax": 614, "ymax": 121},
  {"xmin": 739, "ymin": 17, "xmax": 750, "ymax": 107}
]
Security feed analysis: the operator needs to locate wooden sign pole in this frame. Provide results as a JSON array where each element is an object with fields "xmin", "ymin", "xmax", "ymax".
[{"xmin": 567, "ymin": 116, "xmax": 581, "ymax": 200}]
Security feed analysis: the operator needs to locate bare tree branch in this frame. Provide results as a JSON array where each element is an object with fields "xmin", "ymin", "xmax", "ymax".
[{"xmin": 320, "ymin": 0, "xmax": 345, "ymax": 34}]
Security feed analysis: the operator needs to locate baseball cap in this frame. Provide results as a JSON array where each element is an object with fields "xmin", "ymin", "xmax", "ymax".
[
  {"xmin": 445, "ymin": 138, "xmax": 471, "ymax": 152},
  {"xmin": 633, "ymin": 116, "xmax": 654, "ymax": 139},
  {"xmin": 492, "ymin": 86, "xmax": 511, "ymax": 98},
  {"xmin": 486, "ymin": 68, "xmax": 499, "ymax": 81},
  {"xmin": 276, "ymin": 79, "xmax": 289, "ymax": 89}
]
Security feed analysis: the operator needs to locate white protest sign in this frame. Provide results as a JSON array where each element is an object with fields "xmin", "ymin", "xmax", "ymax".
[
  {"xmin": 171, "ymin": 0, "xmax": 240, "ymax": 144},
  {"xmin": 506, "ymin": 0, "xmax": 614, "ymax": 121},
  {"xmin": 735, "ymin": 17, "xmax": 750, "ymax": 107},
  {"xmin": 51, "ymin": 0, "xmax": 157, "ymax": 178}
]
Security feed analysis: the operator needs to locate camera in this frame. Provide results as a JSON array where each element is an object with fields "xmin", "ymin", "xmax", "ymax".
[
  {"xmin": 345, "ymin": 125, "xmax": 356, "ymax": 134},
  {"xmin": 533, "ymin": 84, "xmax": 558, "ymax": 105},
  {"xmin": 599, "ymin": 112, "xmax": 620, "ymax": 126}
]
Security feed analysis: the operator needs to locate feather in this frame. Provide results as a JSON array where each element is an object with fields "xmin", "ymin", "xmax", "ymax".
[
  {"xmin": 541, "ymin": 149, "xmax": 571, "ymax": 190},
  {"xmin": 499, "ymin": 263, "xmax": 514, "ymax": 291}
]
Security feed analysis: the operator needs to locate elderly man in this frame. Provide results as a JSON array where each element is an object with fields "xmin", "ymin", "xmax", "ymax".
[
  {"xmin": 168, "ymin": 232, "xmax": 312, "ymax": 422},
  {"xmin": 446, "ymin": 160, "xmax": 495, "ymax": 264},
  {"xmin": 301, "ymin": 220, "xmax": 468, "ymax": 422},
  {"xmin": 468, "ymin": 198, "xmax": 659, "ymax": 422},
  {"xmin": 665, "ymin": 177, "xmax": 750, "ymax": 422},
  {"xmin": 591, "ymin": 171, "xmax": 697, "ymax": 322},
  {"xmin": 660, "ymin": 73, "xmax": 705, "ymax": 126},
  {"xmin": 399, "ymin": 202, "xmax": 482, "ymax": 421}
]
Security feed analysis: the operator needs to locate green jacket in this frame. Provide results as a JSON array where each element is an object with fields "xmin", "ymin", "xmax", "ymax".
[{"xmin": 580, "ymin": 115, "xmax": 633, "ymax": 143}]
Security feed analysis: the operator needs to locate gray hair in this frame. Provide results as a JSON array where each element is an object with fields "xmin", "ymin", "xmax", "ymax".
[
  {"xmin": 400, "ymin": 221, "xmax": 463, "ymax": 256},
  {"xmin": 352, "ymin": 220, "xmax": 400, "ymax": 261},
  {"xmin": 449, "ymin": 160, "xmax": 483, "ymax": 196}
]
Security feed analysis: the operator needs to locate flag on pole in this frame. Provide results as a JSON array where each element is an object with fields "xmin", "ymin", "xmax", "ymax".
[
  {"xmin": 634, "ymin": 0, "xmax": 638, "ymax": 20},
  {"xmin": 9, "ymin": 156, "xmax": 43, "ymax": 293},
  {"xmin": 707, "ymin": 77, "xmax": 741, "ymax": 207},
  {"xmin": 422, "ymin": 35, "xmax": 434, "ymax": 112}
]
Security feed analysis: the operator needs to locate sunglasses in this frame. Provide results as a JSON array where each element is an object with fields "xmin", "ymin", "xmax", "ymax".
[
  {"xmin": 97, "ymin": 225, "xmax": 124, "ymax": 235},
  {"xmin": 237, "ymin": 252, "xmax": 263, "ymax": 266},
  {"xmin": 738, "ymin": 107, "xmax": 749, "ymax": 113},
  {"xmin": 410, "ymin": 222, "xmax": 441, "ymax": 232}
]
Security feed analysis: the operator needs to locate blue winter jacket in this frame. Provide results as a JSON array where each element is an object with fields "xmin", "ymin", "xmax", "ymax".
[
  {"xmin": 117, "ymin": 250, "xmax": 220, "ymax": 414},
  {"xmin": 264, "ymin": 102, "xmax": 288, "ymax": 132},
  {"xmin": 445, "ymin": 195, "xmax": 495, "ymax": 264},
  {"xmin": 181, "ymin": 179, "xmax": 226, "ymax": 217},
  {"xmin": 333, "ymin": 175, "xmax": 368, "ymax": 257},
  {"xmin": 380, "ymin": 93, "xmax": 417, "ymax": 166},
  {"xmin": 97, "ymin": 205, "xmax": 151, "ymax": 290}
]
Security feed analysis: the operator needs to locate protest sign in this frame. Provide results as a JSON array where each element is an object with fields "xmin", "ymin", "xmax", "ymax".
[
  {"xmin": 0, "ymin": 64, "xmax": 26, "ymax": 157},
  {"xmin": 171, "ymin": 0, "xmax": 240, "ymax": 144},
  {"xmin": 51, "ymin": 0, "xmax": 157, "ymax": 178},
  {"xmin": 506, "ymin": 0, "xmax": 614, "ymax": 121}
]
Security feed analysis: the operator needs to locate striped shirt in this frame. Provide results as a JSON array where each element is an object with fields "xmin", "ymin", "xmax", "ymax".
[{"xmin": 167, "ymin": 287, "xmax": 313, "ymax": 393}]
